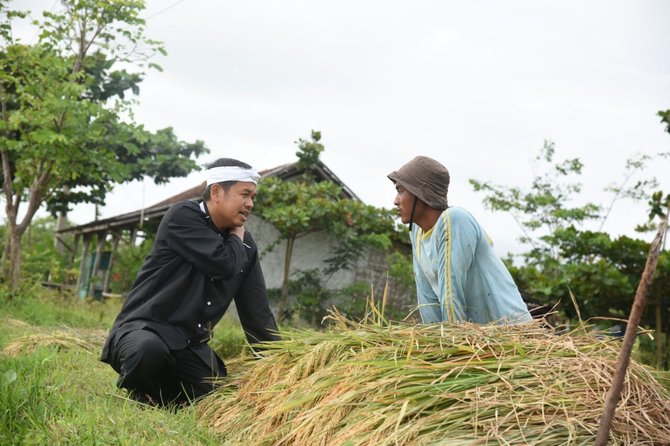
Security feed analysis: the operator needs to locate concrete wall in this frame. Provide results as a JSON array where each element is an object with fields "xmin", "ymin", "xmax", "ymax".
[
  {"xmin": 241, "ymin": 214, "xmax": 415, "ymax": 320},
  {"xmin": 245, "ymin": 214, "xmax": 360, "ymax": 290}
]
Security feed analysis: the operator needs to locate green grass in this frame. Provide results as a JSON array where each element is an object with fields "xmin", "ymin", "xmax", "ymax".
[
  {"xmin": 0, "ymin": 289, "xmax": 118, "ymax": 329},
  {"xmin": 0, "ymin": 288, "xmax": 248, "ymax": 445},
  {"xmin": 0, "ymin": 345, "xmax": 221, "ymax": 445}
]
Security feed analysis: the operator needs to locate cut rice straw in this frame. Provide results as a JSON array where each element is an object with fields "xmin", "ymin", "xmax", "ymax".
[
  {"xmin": 198, "ymin": 305, "xmax": 670, "ymax": 446},
  {"xmin": 2, "ymin": 326, "xmax": 107, "ymax": 357}
]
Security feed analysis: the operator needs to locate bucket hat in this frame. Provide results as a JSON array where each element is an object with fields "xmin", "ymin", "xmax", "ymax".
[{"xmin": 388, "ymin": 156, "xmax": 450, "ymax": 210}]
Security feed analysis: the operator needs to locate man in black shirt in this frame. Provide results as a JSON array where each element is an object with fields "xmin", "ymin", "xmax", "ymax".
[{"xmin": 101, "ymin": 158, "xmax": 279, "ymax": 407}]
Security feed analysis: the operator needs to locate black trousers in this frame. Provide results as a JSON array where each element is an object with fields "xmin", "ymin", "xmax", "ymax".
[{"xmin": 108, "ymin": 328, "xmax": 227, "ymax": 407}]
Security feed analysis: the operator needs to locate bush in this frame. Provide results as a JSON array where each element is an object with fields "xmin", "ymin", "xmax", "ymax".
[
  {"xmin": 14, "ymin": 217, "xmax": 74, "ymax": 285},
  {"xmin": 108, "ymin": 237, "xmax": 154, "ymax": 294}
]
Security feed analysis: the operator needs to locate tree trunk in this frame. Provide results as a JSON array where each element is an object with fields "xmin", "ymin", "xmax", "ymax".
[
  {"xmin": 3, "ymin": 199, "xmax": 25, "ymax": 290},
  {"xmin": 1, "ymin": 149, "xmax": 52, "ymax": 289},
  {"xmin": 1, "ymin": 144, "xmax": 15, "ymax": 284},
  {"xmin": 0, "ymin": 220, "xmax": 13, "ymax": 285},
  {"xmin": 7, "ymin": 233, "xmax": 21, "ymax": 289},
  {"xmin": 278, "ymin": 236, "xmax": 295, "ymax": 322},
  {"xmin": 6, "ymin": 200, "xmax": 48, "ymax": 289},
  {"xmin": 0, "ymin": 235, "xmax": 9, "ymax": 278}
]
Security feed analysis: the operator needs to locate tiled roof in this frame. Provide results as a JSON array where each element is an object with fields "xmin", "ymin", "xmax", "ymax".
[{"xmin": 58, "ymin": 160, "xmax": 358, "ymax": 235}]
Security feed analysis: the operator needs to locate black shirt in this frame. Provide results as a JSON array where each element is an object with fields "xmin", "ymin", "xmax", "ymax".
[{"xmin": 101, "ymin": 200, "xmax": 279, "ymax": 363}]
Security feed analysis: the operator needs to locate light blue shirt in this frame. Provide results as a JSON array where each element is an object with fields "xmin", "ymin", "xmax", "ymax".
[{"xmin": 409, "ymin": 207, "xmax": 532, "ymax": 324}]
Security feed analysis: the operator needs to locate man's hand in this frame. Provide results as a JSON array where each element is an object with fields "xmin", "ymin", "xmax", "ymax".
[{"xmin": 230, "ymin": 225, "xmax": 245, "ymax": 241}]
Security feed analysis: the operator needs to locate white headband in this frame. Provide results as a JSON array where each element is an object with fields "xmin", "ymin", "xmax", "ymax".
[{"xmin": 206, "ymin": 166, "xmax": 260, "ymax": 186}]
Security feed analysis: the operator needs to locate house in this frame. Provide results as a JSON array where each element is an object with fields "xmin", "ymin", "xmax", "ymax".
[{"xmin": 57, "ymin": 160, "xmax": 407, "ymax": 312}]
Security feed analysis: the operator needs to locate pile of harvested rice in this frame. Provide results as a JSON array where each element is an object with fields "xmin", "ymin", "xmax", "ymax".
[
  {"xmin": 4, "ymin": 318, "xmax": 31, "ymax": 328},
  {"xmin": 2, "ymin": 327, "xmax": 107, "ymax": 357},
  {"xmin": 198, "ymin": 312, "xmax": 670, "ymax": 445}
]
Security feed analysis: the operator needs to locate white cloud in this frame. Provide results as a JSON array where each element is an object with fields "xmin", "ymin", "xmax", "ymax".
[{"xmin": 4, "ymin": 0, "xmax": 670, "ymax": 257}]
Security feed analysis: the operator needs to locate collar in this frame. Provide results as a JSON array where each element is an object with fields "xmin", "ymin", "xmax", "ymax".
[
  {"xmin": 199, "ymin": 201, "xmax": 208, "ymax": 217},
  {"xmin": 199, "ymin": 201, "xmax": 228, "ymax": 237}
]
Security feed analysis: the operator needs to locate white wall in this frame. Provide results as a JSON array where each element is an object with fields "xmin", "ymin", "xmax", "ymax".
[{"xmin": 245, "ymin": 214, "xmax": 359, "ymax": 291}]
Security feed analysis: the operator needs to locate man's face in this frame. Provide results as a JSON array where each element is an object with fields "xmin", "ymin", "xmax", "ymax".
[
  {"xmin": 393, "ymin": 183, "xmax": 415, "ymax": 224},
  {"xmin": 210, "ymin": 181, "xmax": 257, "ymax": 228}
]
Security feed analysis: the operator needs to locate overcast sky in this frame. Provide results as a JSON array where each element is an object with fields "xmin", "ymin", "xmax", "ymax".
[{"xmin": 8, "ymin": 0, "xmax": 670, "ymax": 256}]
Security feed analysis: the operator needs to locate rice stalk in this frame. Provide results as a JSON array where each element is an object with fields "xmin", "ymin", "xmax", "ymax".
[
  {"xmin": 2, "ymin": 327, "xmax": 107, "ymax": 357},
  {"xmin": 3, "ymin": 318, "xmax": 31, "ymax": 328},
  {"xmin": 198, "ymin": 311, "xmax": 670, "ymax": 445}
]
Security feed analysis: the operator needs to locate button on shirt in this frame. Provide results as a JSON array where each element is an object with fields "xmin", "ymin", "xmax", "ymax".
[{"xmin": 101, "ymin": 200, "xmax": 279, "ymax": 363}]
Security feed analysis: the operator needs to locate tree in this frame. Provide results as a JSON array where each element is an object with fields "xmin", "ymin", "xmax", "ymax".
[
  {"xmin": 44, "ymin": 52, "xmax": 208, "ymax": 215},
  {"xmin": 254, "ymin": 131, "xmax": 397, "ymax": 321},
  {"xmin": 471, "ymin": 137, "xmax": 670, "ymax": 369},
  {"xmin": 659, "ymin": 109, "xmax": 670, "ymax": 134},
  {"xmin": 470, "ymin": 140, "xmax": 600, "ymax": 264},
  {"xmin": 0, "ymin": 1, "xmax": 207, "ymax": 288}
]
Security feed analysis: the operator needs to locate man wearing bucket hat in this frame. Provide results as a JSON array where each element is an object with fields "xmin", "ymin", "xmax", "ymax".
[
  {"xmin": 388, "ymin": 156, "xmax": 531, "ymax": 324},
  {"xmin": 101, "ymin": 158, "xmax": 280, "ymax": 407}
]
